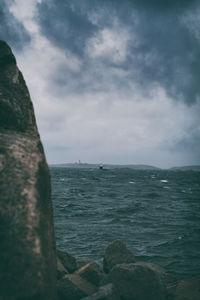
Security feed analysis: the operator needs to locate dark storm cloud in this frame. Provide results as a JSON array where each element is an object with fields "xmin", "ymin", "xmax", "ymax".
[
  {"xmin": 131, "ymin": 0, "xmax": 198, "ymax": 11},
  {"xmin": 0, "ymin": 0, "xmax": 30, "ymax": 50},
  {"xmin": 36, "ymin": 0, "xmax": 97, "ymax": 56},
  {"xmin": 127, "ymin": 9, "xmax": 200, "ymax": 105},
  {"xmin": 36, "ymin": 0, "xmax": 200, "ymax": 105}
]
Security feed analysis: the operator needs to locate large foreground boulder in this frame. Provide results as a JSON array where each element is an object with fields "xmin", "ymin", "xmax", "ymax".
[
  {"xmin": 103, "ymin": 240, "xmax": 136, "ymax": 273},
  {"xmin": 109, "ymin": 263, "xmax": 166, "ymax": 300},
  {"xmin": 136, "ymin": 262, "xmax": 177, "ymax": 300},
  {"xmin": 0, "ymin": 40, "xmax": 57, "ymax": 299},
  {"xmin": 57, "ymin": 274, "xmax": 97, "ymax": 300}
]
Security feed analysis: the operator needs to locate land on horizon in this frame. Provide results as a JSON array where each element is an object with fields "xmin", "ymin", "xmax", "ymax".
[{"xmin": 50, "ymin": 162, "xmax": 200, "ymax": 171}]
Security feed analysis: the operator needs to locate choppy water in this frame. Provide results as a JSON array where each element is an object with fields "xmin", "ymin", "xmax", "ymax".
[{"xmin": 50, "ymin": 167, "xmax": 200, "ymax": 279}]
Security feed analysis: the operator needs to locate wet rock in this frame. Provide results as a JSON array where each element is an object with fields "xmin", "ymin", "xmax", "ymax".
[
  {"xmin": 136, "ymin": 262, "xmax": 177, "ymax": 299},
  {"xmin": 76, "ymin": 262, "xmax": 104, "ymax": 286},
  {"xmin": 57, "ymin": 274, "xmax": 97, "ymax": 300},
  {"xmin": 109, "ymin": 263, "xmax": 166, "ymax": 300},
  {"xmin": 57, "ymin": 248, "xmax": 77, "ymax": 273},
  {"xmin": 103, "ymin": 240, "xmax": 136, "ymax": 273},
  {"xmin": 0, "ymin": 40, "xmax": 57, "ymax": 299},
  {"xmin": 81, "ymin": 283, "xmax": 120, "ymax": 300},
  {"xmin": 175, "ymin": 277, "xmax": 200, "ymax": 300},
  {"xmin": 57, "ymin": 257, "xmax": 69, "ymax": 280},
  {"xmin": 99, "ymin": 274, "xmax": 111, "ymax": 287}
]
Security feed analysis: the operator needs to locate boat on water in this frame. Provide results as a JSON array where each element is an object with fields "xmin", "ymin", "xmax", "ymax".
[{"xmin": 99, "ymin": 164, "xmax": 104, "ymax": 170}]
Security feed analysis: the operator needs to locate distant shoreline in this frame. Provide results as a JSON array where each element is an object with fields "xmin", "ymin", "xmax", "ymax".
[{"xmin": 49, "ymin": 163, "xmax": 200, "ymax": 171}]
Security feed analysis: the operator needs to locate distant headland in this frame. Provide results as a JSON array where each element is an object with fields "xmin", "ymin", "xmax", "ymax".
[{"xmin": 50, "ymin": 162, "xmax": 200, "ymax": 171}]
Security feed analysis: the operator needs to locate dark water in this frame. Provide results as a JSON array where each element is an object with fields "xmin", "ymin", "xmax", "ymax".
[{"xmin": 50, "ymin": 167, "xmax": 200, "ymax": 279}]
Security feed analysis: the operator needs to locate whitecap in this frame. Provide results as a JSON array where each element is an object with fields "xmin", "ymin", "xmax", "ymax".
[
  {"xmin": 160, "ymin": 180, "xmax": 168, "ymax": 183},
  {"xmin": 60, "ymin": 178, "xmax": 65, "ymax": 181},
  {"xmin": 129, "ymin": 181, "xmax": 135, "ymax": 184}
]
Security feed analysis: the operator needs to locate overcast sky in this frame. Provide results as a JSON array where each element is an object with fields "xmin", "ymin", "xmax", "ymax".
[{"xmin": 1, "ymin": 0, "xmax": 200, "ymax": 168}]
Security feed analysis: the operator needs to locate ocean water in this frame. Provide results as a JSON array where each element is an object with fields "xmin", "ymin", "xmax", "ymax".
[{"xmin": 50, "ymin": 167, "xmax": 200, "ymax": 280}]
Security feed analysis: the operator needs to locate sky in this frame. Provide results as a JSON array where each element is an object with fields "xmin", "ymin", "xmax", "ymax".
[{"xmin": 1, "ymin": 0, "xmax": 200, "ymax": 168}]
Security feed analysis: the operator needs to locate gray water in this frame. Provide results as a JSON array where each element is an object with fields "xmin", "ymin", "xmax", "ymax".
[{"xmin": 50, "ymin": 167, "xmax": 200, "ymax": 279}]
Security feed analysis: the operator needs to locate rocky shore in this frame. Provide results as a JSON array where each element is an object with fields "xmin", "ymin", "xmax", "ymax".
[
  {"xmin": 0, "ymin": 40, "xmax": 199, "ymax": 299},
  {"xmin": 56, "ymin": 240, "xmax": 200, "ymax": 300}
]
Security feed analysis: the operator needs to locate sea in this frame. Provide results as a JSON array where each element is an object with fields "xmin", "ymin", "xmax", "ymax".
[{"xmin": 50, "ymin": 167, "xmax": 200, "ymax": 280}]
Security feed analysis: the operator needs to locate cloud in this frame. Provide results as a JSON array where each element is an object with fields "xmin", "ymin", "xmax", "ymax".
[
  {"xmin": 41, "ymin": 88, "xmax": 200, "ymax": 168},
  {"xmin": 36, "ymin": 0, "xmax": 97, "ymax": 56},
  {"xmin": 0, "ymin": 0, "xmax": 30, "ymax": 50},
  {"xmin": 181, "ymin": 5, "xmax": 200, "ymax": 47},
  {"xmin": 1, "ymin": 0, "xmax": 200, "ymax": 167},
  {"xmin": 36, "ymin": 0, "xmax": 200, "ymax": 105},
  {"xmin": 86, "ymin": 25, "xmax": 130, "ymax": 64},
  {"xmin": 130, "ymin": 0, "xmax": 198, "ymax": 11}
]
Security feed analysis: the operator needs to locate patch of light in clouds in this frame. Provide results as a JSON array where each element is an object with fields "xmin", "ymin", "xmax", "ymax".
[
  {"xmin": 9, "ymin": 0, "xmax": 81, "ymax": 116},
  {"xmin": 86, "ymin": 23, "xmax": 130, "ymax": 64}
]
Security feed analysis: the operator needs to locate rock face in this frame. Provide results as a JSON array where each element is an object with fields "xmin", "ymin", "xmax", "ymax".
[
  {"xmin": 0, "ymin": 41, "xmax": 57, "ymax": 299},
  {"xmin": 103, "ymin": 240, "xmax": 136, "ymax": 273}
]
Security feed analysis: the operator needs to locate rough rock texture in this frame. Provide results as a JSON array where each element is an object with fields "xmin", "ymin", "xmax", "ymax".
[
  {"xmin": 136, "ymin": 262, "xmax": 177, "ymax": 300},
  {"xmin": 57, "ymin": 248, "xmax": 77, "ymax": 273},
  {"xmin": 0, "ymin": 40, "xmax": 57, "ymax": 299},
  {"xmin": 175, "ymin": 277, "xmax": 200, "ymax": 300},
  {"xmin": 77, "ymin": 258, "xmax": 95, "ymax": 270},
  {"xmin": 103, "ymin": 240, "xmax": 136, "ymax": 273},
  {"xmin": 81, "ymin": 283, "xmax": 120, "ymax": 300},
  {"xmin": 57, "ymin": 257, "xmax": 69, "ymax": 280},
  {"xmin": 76, "ymin": 262, "xmax": 103, "ymax": 286},
  {"xmin": 57, "ymin": 274, "xmax": 97, "ymax": 300},
  {"xmin": 109, "ymin": 263, "xmax": 166, "ymax": 300}
]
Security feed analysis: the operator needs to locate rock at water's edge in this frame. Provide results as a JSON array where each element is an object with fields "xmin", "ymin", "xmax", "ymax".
[
  {"xmin": 0, "ymin": 40, "xmax": 57, "ymax": 299},
  {"xmin": 136, "ymin": 262, "xmax": 177, "ymax": 299},
  {"xmin": 57, "ymin": 248, "xmax": 77, "ymax": 273},
  {"xmin": 109, "ymin": 263, "xmax": 166, "ymax": 300},
  {"xmin": 57, "ymin": 257, "xmax": 69, "ymax": 280},
  {"xmin": 103, "ymin": 240, "xmax": 136, "ymax": 273}
]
